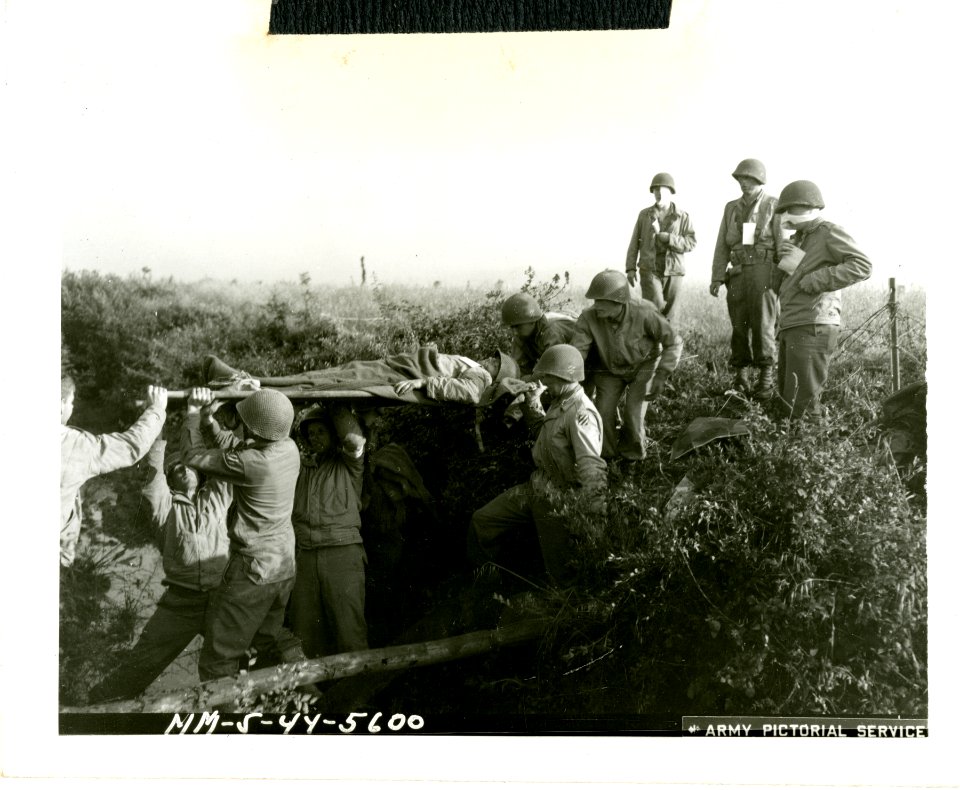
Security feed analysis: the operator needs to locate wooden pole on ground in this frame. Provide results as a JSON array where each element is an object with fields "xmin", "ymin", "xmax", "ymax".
[{"xmin": 60, "ymin": 618, "xmax": 549, "ymax": 714}]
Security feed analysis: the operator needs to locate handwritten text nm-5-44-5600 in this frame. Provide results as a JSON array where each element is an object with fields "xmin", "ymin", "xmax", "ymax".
[{"xmin": 164, "ymin": 711, "xmax": 424, "ymax": 735}]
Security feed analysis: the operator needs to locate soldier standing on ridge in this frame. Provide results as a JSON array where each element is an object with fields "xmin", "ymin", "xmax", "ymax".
[
  {"xmin": 774, "ymin": 180, "xmax": 872, "ymax": 420},
  {"xmin": 625, "ymin": 172, "xmax": 697, "ymax": 322},
  {"xmin": 710, "ymin": 158, "xmax": 783, "ymax": 398}
]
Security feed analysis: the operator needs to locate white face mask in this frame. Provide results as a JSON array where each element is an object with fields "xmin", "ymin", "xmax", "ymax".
[{"xmin": 781, "ymin": 207, "xmax": 821, "ymax": 229}]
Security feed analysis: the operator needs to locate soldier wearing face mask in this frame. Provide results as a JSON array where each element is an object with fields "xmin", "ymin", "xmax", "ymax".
[
  {"xmin": 773, "ymin": 180, "xmax": 872, "ymax": 420},
  {"xmin": 710, "ymin": 159, "xmax": 784, "ymax": 398},
  {"xmin": 625, "ymin": 172, "xmax": 697, "ymax": 322}
]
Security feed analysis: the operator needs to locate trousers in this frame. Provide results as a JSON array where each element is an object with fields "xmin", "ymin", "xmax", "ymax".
[
  {"xmin": 777, "ymin": 324, "xmax": 840, "ymax": 419},
  {"xmin": 198, "ymin": 554, "xmax": 296, "ymax": 681},
  {"xmin": 289, "ymin": 544, "xmax": 368, "ymax": 657},
  {"xmin": 471, "ymin": 481, "xmax": 573, "ymax": 585},
  {"xmin": 593, "ymin": 364, "xmax": 658, "ymax": 460},
  {"xmin": 639, "ymin": 270, "xmax": 683, "ymax": 322},
  {"xmin": 726, "ymin": 262, "xmax": 779, "ymax": 369},
  {"xmin": 88, "ymin": 584, "xmax": 211, "ymax": 703}
]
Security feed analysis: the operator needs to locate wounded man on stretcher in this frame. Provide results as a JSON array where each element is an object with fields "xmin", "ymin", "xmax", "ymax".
[{"xmin": 202, "ymin": 347, "xmax": 526, "ymax": 406}]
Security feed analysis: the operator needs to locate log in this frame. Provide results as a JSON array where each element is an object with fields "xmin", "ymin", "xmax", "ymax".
[{"xmin": 60, "ymin": 618, "xmax": 549, "ymax": 714}]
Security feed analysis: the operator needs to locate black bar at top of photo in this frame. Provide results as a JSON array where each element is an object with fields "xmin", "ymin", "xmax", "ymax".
[{"xmin": 268, "ymin": 0, "xmax": 673, "ymax": 34}]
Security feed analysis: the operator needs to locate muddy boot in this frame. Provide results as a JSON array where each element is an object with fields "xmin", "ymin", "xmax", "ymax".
[
  {"xmin": 754, "ymin": 366, "xmax": 775, "ymax": 400},
  {"xmin": 733, "ymin": 367, "xmax": 752, "ymax": 391}
]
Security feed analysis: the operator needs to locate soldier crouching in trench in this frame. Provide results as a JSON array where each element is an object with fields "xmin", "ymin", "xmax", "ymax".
[{"xmin": 469, "ymin": 344, "xmax": 607, "ymax": 589}]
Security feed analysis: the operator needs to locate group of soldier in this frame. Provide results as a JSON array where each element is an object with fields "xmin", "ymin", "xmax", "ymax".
[
  {"xmin": 476, "ymin": 157, "xmax": 873, "ymax": 590},
  {"xmin": 60, "ymin": 157, "xmax": 872, "ymax": 704}
]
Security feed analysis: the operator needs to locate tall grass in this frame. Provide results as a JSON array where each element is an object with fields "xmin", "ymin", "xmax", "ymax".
[{"xmin": 61, "ymin": 268, "xmax": 926, "ymax": 715}]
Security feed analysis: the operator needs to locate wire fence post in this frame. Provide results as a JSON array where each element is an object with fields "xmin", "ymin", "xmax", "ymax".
[{"xmin": 888, "ymin": 277, "xmax": 901, "ymax": 391}]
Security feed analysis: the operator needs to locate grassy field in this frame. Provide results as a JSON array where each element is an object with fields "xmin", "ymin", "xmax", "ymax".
[{"xmin": 60, "ymin": 269, "xmax": 927, "ymax": 721}]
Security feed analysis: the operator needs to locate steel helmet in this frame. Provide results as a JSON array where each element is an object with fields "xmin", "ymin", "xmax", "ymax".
[
  {"xmin": 731, "ymin": 158, "xmax": 766, "ymax": 184},
  {"xmin": 533, "ymin": 344, "xmax": 585, "ymax": 383},
  {"xmin": 501, "ymin": 293, "xmax": 544, "ymax": 326},
  {"xmin": 586, "ymin": 269, "xmax": 631, "ymax": 304},
  {"xmin": 649, "ymin": 172, "xmax": 676, "ymax": 193},
  {"xmin": 776, "ymin": 180, "xmax": 825, "ymax": 213},
  {"xmin": 236, "ymin": 389, "xmax": 295, "ymax": 441},
  {"xmin": 295, "ymin": 403, "xmax": 334, "ymax": 443}
]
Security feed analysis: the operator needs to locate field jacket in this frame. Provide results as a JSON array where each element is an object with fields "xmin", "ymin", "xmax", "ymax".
[
  {"xmin": 570, "ymin": 302, "xmax": 683, "ymax": 380},
  {"xmin": 777, "ymin": 219, "xmax": 873, "ymax": 333},
  {"xmin": 182, "ymin": 414, "xmax": 300, "ymax": 585},
  {"xmin": 510, "ymin": 313, "xmax": 578, "ymax": 376},
  {"xmin": 626, "ymin": 202, "xmax": 697, "ymax": 277},
  {"xmin": 293, "ymin": 446, "xmax": 365, "ymax": 549},
  {"xmin": 141, "ymin": 436, "xmax": 232, "ymax": 591},
  {"xmin": 711, "ymin": 191, "xmax": 782, "ymax": 284},
  {"xmin": 60, "ymin": 404, "xmax": 165, "ymax": 566},
  {"xmin": 524, "ymin": 386, "xmax": 606, "ymax": 491}
]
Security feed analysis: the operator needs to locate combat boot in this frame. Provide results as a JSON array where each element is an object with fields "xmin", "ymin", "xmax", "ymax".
[
  {"xmin": 733, "ymin": 367, "xmax": 752, "ymax": 391},
  {"xmin": 754, "ymin": 366, "xmax": 775, "ymax": 400}
]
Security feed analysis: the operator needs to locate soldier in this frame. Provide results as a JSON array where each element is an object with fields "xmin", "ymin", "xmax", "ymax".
[
  {"xmin": 500, "ymin": 292, "xmax": 577, "ymax": 377},
  {"xmin": 710, "ymin": 158, "xmax": 783, "ymax": 397},
  {"xmin": 60, "ymin": 378, "xmax": 167, "ymax": 568},
  {"xmin": 774, "ymin": 180, "xmax": 872, "ymax": 420},
  {"xmin": 288, "ymin": 403, "xmax": 369, "ymax": 658},
  {"xmin": 625, "ymin": 172, "xmax": 697, "ymax": 322},
  {"xmin": 470, "ymin": 345, "xmax": 606, "ymax": 586},
  {"xmin": 182, "ymin": 388, "xmax": 304, "ymax": 680},
  {"xmin": 87, "ymin": 389, "xmax": 233, "ymax": 703},
  {"xmin": 570, "ymin": 270, "xmax": 683, "ymax": 464}
]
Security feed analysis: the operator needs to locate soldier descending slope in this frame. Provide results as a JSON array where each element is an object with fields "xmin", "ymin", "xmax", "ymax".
[
  {"xmin": 625, "ymin": 172, "xmax": 697, "ymax": 322},
  {"xmin": 500, "ymin": 292, "xmax": 577, "ymax": 378},
  {"xmin": 570, "ymin": 270, "xmax": 683, "ymax": 465},
  {"xmin": 774, "ymin": 180, "xmax": 872, "ymax": 420},
  {"xmin": 470, "ymin": 345, "xmax": 606, "ymax": 586},
  {"xmin": 710, "ymin": 158, "xmax": 783, "ymax": 398}
]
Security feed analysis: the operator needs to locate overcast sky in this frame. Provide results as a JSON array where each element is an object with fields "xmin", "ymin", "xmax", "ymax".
[{"xmin": 56, "ymin": 0, "xmax": 952, "ymax": 290}]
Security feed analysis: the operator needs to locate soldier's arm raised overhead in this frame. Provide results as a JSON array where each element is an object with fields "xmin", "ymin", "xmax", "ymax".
[
  {"xmin": 329, "ymin": 403, "xmax": 365, "ymax": 456},
  {"xmin": 139, "ymin": 438, "xmax": 173, "ymax": 538}
]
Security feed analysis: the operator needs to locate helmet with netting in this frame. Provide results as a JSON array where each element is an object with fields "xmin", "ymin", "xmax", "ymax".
[{"xmin": 236, "ymin": 389, "xmax": 295, "ymax": 441}]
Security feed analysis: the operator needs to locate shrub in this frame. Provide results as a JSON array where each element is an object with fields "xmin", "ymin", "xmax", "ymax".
[{"xmin": 536, "ymin": 407, "xmax": 926, "ymax": 716}]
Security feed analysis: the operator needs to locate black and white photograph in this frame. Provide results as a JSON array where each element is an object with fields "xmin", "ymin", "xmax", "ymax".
[{"xmin": 4, "ymin": 0, "xmax": 957, "ymax": 784}]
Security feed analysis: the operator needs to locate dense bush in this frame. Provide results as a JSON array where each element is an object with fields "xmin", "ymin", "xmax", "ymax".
[
  {"xmin": 60, "ymin": 270, "xmax": 926, "ymax": 717},
  {"xmin": 533, "ymin": 405, "xmax": 926, "ymax": 717}
]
